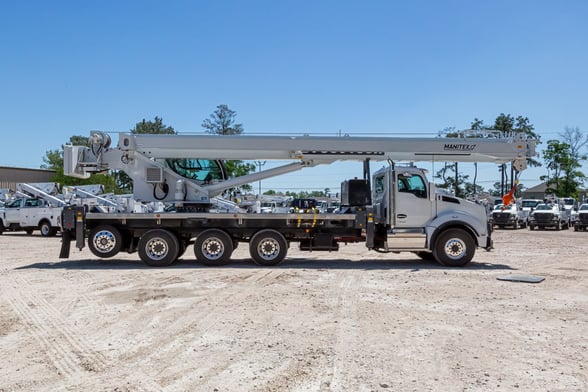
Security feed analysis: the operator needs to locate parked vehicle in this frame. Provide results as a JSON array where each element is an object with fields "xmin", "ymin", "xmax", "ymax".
[
  {"xmin": 0, "ymin": 197, "xmax": 62, "ymax": 236},
  {"xmin": 528, "ymin": 203, "xmax": 569, "ymax": 230},
  {"xmin": 59, "ymin": 130, "xmax": 538, "ymax": 267},
  {"xmin": 490, "ymin": 203, "xmax": 527, "ymax": 229},
  {"xmin": 520, "ymin": 199, "xmax": 542, "ymax": 223},
  {"xmin": 573, "ymin": 204, "xmax": 588, "ymax": 231}
]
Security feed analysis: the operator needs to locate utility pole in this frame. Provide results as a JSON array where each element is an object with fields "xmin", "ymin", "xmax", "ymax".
[{"xmin": 254, "ymin": 160, "xmax": 267, "ymax": 196}]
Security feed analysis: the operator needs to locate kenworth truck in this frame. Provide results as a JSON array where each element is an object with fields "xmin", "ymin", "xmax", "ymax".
[{"xmin": 59, "ymin": 130, "xmax": 538, "ymax": 267}]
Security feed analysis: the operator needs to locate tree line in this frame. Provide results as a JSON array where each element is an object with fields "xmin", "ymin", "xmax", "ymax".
[{"xmin": 42, "ymin": 108, "xmax": 587, "ymax": 200}]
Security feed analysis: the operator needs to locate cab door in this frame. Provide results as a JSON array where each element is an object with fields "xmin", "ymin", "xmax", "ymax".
[
  {"xmin": 393, "ymin": 172, "xmax": 433, "ymax": 228},
  {"xmin": 4, "ymin": 199, "xmax": 23, "ymax": 224}
]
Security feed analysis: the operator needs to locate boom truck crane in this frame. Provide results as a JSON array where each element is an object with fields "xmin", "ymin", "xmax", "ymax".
[{"xmin": 59, "ymin": 130, "xmax": 538, "ymax": 267}]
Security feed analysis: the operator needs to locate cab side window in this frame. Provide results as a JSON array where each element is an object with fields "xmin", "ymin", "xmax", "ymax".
[
  {"xmin": 397, "ymin": 174, "xmax": 427, "ymax": 199},
  {"xmin": 25, "ymin": 199, "xmax": 41, "ymax": 207}
]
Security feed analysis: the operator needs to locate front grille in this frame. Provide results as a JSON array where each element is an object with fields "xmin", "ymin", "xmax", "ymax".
[
  {"xmin": 534, "ymin": 213, "xmax": 555, "ymax": 224},
  {"xmin": 493, "ymin": 212, "xmax": 515, "ymax": 224},
  {"xmin": 578, "ymin": 214, "xmax": 588, "ymax": 224}
]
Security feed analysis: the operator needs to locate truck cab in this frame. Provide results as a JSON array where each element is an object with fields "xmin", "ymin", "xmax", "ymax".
[{"xmin": 371, "ymin": 165, "xmax": 490, "ymax": 265}]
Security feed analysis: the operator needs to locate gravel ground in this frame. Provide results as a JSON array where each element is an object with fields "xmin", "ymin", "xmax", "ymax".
[{"xmin": 0, "ymin": 228, "xmax": 586, "ymax": 391}]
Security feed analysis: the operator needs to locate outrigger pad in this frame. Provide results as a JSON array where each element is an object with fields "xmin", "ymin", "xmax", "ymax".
[{"xmin": 497, "ymin": 274, "xmax": 545, "ymax": 283}]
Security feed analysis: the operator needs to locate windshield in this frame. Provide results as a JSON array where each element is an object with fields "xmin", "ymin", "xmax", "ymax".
[
  {"xmin": 522, "ymin": 200, "xmax": 540, "ymax": 208},
  {"xmin": 562, "ymin": 198, "xmax": 575, "ymax": 206},
  {"xmin": 535, "ymin": 204, "xmax": 554, "ymax": 211},
  {"xmin": 580, "ymin": 204, "xmax": 588, "ymax": 211},
  {"xmin": 6, "ymin": 199, "xmax": 21, "ymax": 208}
]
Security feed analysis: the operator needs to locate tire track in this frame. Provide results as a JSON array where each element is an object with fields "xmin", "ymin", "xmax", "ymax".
[
  {"xmin": 119, "ymin": 268, "xmax": 289, "ymax": 389},
  {"xmin": 321, "ymin": 271, "xmax": 363, "ymax": 391},
  {"xmin": 2, "ymin": 274, "xmax": 108, "ymax": 376}
]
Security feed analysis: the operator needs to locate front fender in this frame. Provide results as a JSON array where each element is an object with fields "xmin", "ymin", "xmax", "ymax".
[{"xmin": 427, "ymin": 210, "xmax": 489, "ymax": 249}]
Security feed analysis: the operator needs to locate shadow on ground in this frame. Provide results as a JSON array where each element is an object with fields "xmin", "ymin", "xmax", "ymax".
[{"xmin": 16, "ymin": 257, "xmax": 515, "ymax": 271}]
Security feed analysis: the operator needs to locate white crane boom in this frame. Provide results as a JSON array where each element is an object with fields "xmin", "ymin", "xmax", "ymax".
[
  {"xmin": 118, "ymin": 131, "xmax": 535, "ymax": 167},
  {"xmin": 64, "ymin": 130, "xmax": 538, "ymax": 203}
]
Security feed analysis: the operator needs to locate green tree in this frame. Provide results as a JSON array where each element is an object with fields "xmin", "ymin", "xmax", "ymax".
[
  {"xmin": 201, "ymin": 104, "xmax": 254, "ymax": 192},
  {"xmin": 133, "ymin": 116, "xmax": 175, "ymax": 134},
  {"xmin": 41, "ymin": 135, "xmax": 118, "ymax": 192},
  {"xmin": 434, "ymin": 162, "xmax": 470, "ymax": 198},
  {"xmin": 540, "ymin": 140, "xmax": 586, "ymax": 198},
  {"xmin": 202, "ymin": 104, "xmax": 244, "ymax": 135},
  {"xmin": 114, "ymin": 117, "xmax": 177, "ymax": 192},
  {"xmin": 435, "ymin": 127, "xmax": 484, "ymax": 197},
  {"xmin": 469, "ymin": 114, "xmax": 540, "ymax": 196}
]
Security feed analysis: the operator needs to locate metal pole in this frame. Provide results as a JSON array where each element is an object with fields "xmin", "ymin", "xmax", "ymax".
[{"xmin": 254, "ymin": 160, "xmax": 267, "ymax": 196}]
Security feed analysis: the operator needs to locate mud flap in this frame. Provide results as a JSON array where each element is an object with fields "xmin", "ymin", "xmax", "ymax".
[{"xmin": 60, "ymin": 206, "xmax": 86, "ymax": 258}]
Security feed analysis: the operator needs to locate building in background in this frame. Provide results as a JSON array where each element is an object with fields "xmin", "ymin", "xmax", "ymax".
[
  {"xmin": 522, "ymin": 182, "xmax": 587, "ymax": 203},
  {"xmin": 0, "ymin": 166, "xmax": 55, "ymax": 191}
]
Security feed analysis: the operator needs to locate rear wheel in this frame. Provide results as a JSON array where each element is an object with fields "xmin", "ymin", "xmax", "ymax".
[
  {"xmin": 88, "ymin": 225, "xmax": 122, "ymax": 258},
  {"xmin": 249, "ymin": 229, "xmax": 288, "ymax": 266},
  {"xmin": 39, "ymin": 220, "xmax": 57, "ymax": 237},
  {"xmin": 194, "ymin": 229, "xmax": 233, "ymax": 266},
  {"xmin": 138, "ymin": 229, "xmax": 179, "ymax": 267},
  {"xmin": 433, "ymin": 228, "xmax": 475, "ymax": 267}
]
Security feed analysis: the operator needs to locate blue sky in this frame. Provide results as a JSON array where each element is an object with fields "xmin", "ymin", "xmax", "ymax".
[{"xmin": 1, "ymin": 1, "xmax": 587, "ymax": 193}]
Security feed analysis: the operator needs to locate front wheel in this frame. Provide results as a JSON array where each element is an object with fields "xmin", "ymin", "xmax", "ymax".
[
  {"xmin": 249, "ymin": 229, "xmax": 288, "ymax": 266},
  {"xmin": 194, "ymin": 229, "xmax": 233, "ymax": 266},
  {"xmin": 138, "ymin": 229, "xmax": 179, "ymax": 267},
  {"xmin": 88, "ymin": 225, "xmax": 123, "ymax": 258},
  {"xmin": 433, "ymin": 228, "xmax": 475, "ymax": 267}
]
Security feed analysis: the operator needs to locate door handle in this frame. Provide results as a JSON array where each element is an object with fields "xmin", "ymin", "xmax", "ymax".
[{"xmin": 397, "ymin": 214, "xmax": 407, "ymax": 218}]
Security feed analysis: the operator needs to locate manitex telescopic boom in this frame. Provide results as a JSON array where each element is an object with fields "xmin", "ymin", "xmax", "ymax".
[{"xmin": 60, "ymin": 130, "xmax": 538, "ymax": 268}]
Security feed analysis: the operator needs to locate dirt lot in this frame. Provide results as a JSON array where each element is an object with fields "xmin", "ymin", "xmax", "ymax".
[{"xmin": 0, "ymin": 229, "xmax": 586, "ymax": 392}]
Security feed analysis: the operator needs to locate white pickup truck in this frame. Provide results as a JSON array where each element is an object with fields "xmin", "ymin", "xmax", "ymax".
[
  {"xmin": 528, "ymin": 203, "xmax": 569, "ymax": 231},
  {"xmin": 0, "ymin": 197, "xmax": 62, "ymax": 236},
  {"xmin": 490, "ymin": 203, "xmax": 527, "ymax": 229},
  {"xmin": 573, "ymin": 203, "xmax": 588, "ymax": 231}
]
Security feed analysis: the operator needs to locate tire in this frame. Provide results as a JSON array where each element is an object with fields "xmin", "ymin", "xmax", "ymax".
[
  {"xmin": 194, "ymin": 229, "xmax": 233, "ymax": 266},
  {"xmin": 433, "ymin": 228, "xmax": 475, "ymax": 267},
  {"xmin": 529, "ymin": 225, "xmax": 534, "ymax": 231},
  {"xmin": 249, "ymin": 229, "xmax": 288, "ymax": 266},
  {"xmin": 39, "ymin": 220, "xmax": 58, "ymax": 237},
  {"xmin": 138, "ymin": 229, "xmax": 179, "ymax": 267},
  {"xmin": 414, "ymin": 251, "xmax": 436, "ymax": 261},
  {"xmin": 175, "ymin": 239, "xmax": 188, "ymax": 261},
  {"xmin": 25, "ymin": 228, "xmax": 34, "ymax": 235},
  {"xmin": 88, "ymin": 225, "xmax": 123, "ymax": 258}
]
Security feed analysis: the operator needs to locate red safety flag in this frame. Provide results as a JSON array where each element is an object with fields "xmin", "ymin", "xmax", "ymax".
[{"xmin": 501, "ymin": 179, "xmax": 519, "ymax": 210}]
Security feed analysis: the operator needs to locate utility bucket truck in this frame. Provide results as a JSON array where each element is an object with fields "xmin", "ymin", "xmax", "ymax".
[
  {"xmin": 0, "ymin": 183, "xmax": 65, "ymax": 237},
  {"xmin": 59, "ymin": 130, "xmax": 537, "ymax": 267}
]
